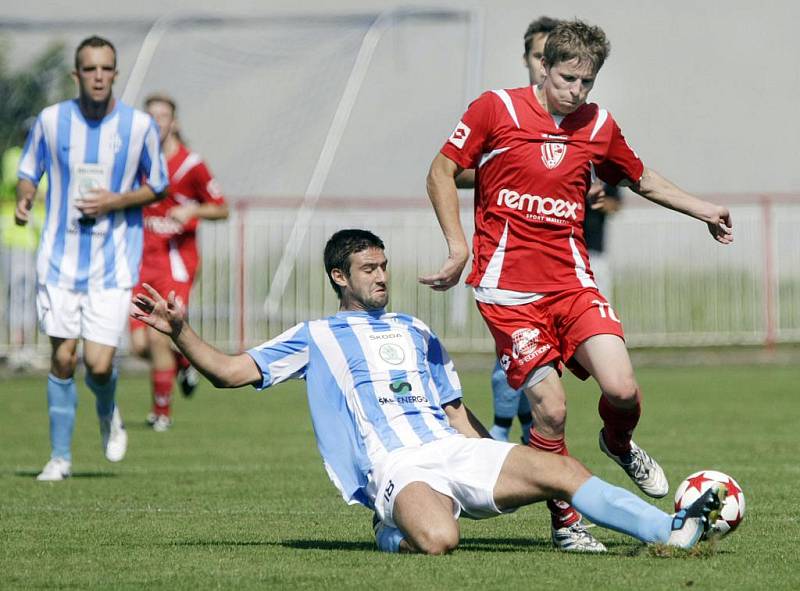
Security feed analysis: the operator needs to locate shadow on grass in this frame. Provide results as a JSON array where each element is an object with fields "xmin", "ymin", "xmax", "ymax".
[
  {"xmin": 172, "ymin": 540, "xmax": 279, "ymax": 548},
  {"xmin": 282, "ymin": 539, "xmax": 376, "ymax": 551},
  {"xmin": 14, "ymin": 470, "xmax": 118, "ymax": 478},
  {"xmin": 458, "ymin": 537, "xmax": 629, "ymax": 553}
]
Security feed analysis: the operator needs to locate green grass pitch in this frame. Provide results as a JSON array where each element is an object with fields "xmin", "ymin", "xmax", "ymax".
[{"xmin": 1, "ymin": 364, "xmax": 798, "ymax": 590}]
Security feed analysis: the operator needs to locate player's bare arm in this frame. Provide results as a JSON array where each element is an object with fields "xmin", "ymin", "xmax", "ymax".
[
  {"xmin": 76, "ymin": 185, "xmax": 165, "ymax": 218},
  {"xmin": 420, "ymin": 152, "xmax": 470, "ymax": 291},
  {"xmin": 443, "ymin": 399, "xmax": 491, "ymax": 438},
  {"xmin": 629, "ymin": 167, "xmax": 733, "ymax": 244},
  {"xmin": 131, "ymin": 283, "xmax": 261, "ymax": 388},
  {"xmin": 14, "ymin": 178, "xmax": 37, "ymax": 226},
  {"xmin": 168, "ymin": 201, "xmax": 229, "ymax": 226}
]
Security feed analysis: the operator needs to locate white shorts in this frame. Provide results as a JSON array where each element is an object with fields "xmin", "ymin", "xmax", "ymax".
[
  {"xmin": 373, "ymin": 435, "xmax": 516, "ymax": 528},
  {"xmin": 36, "ymin": 283, "xmax": 131, "ymax": 347}
]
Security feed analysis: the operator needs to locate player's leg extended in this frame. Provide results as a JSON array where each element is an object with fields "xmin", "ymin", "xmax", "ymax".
[
  {"xmin": 84, "ymin": 340, "xmax": 117, "ymax": 416},
  {"xmin": 148, "ymin": 327, "xmax": 177, "ymax": 429},
  {"xmin": 522, "ymin": 368, "xmax": 592, "ymax": 541},
  {"xmin": 389, "ymin": 482, "xmax": 460, "ymax": 555},
  {"xmin": 573, "ymin": 334, "xmax": 667, "ymax": 497},
  {"xmin": 39, "ymin": 337, "xmax": 80, "ymax": 479},
  {"xmin": 493, "ymin": 446, "xmax": 720, "ymax": 548},
  {"xmin": 489, "ymin": 359, "xmax": 523, "ymax": 442},
  {"xmin": 84, "ymin": 340, "xmax": 127, "ymax": 462},
  {"xmin": 128, "ymin": 323, "xmax": 150, "ymax": 361}
]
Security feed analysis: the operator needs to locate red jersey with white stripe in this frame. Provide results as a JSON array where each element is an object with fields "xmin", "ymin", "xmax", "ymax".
[
  {"xmin": 440, "ymin": 87, "xmax": 643, "ymax": 292},
  {"xmin": 141, "ymin": 143, "xmax": 226, "ymax": 275}
]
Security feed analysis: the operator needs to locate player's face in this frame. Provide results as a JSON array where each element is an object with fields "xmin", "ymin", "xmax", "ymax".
[
  {"xmin": 542, "ymin": 58, "xmax": 596, "ymax": 115},
  {"xmin": 75, "ymin": 46, "xmax": 117, "ymax": 104},
  {"xmin": 523, "ymin": 33, "xmax": 549, "ymax": 86},
  {"xmin": 340, "ymin": 247, "xmax": 389, "ymax": 311},
  {"xmin": 147, "ymin": 101, "xmax": 176, "ymax": 143}
]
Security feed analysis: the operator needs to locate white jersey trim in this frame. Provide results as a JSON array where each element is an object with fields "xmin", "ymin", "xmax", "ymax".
[
  {"xmin": 479, "ymin": 220, "xmax": 509, "ymax": 288},
  {"xmin": 590, "ymin": 109, "xmax": 609, "ymax": 141},
  {"xmin": 569, "ymin": 229, "xmax": 597, "ymax": 288},
  {"xmin": 473, "ymin": 287, "xmax": 545, "ymax": 306},
  {"xmin": 478, "ymin": 146, "xmax": 511, "ymax": 169},
  {"xmin": 491, "ymin": 90, "xmax": 520, "ymax": 128},
  {"xmin": 171, "ymin": 152, "xmax": 203, "ymax": 184}
]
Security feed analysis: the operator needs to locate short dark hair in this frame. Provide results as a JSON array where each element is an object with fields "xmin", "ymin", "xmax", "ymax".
[
  {"xmin": 324, "ymin": 229, "xmax": 385, "ymax": 299},
  {"xmin": 74, "ymin": 35, "xmax": 117, "ymax": 71},
  {"xmin": 523, "ymin": 16, "xmax": 562, "ymax": 55},
  {"xmin": 543, "ymin": 19, "xmax": 610, "ymax": 74}
]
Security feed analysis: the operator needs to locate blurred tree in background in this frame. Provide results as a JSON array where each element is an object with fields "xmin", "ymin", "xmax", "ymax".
[{"xmin": 0, "ymin": 40, "xmax": 72, "ymax": 153}]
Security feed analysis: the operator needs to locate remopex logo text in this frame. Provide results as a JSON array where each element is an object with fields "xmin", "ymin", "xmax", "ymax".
[{"xmin": 496, "ymin": 188, "xmax": 578, "ymax": 220}]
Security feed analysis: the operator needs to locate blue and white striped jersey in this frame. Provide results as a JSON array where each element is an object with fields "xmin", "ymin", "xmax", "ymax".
[
  {"xmin": 18, "ymin": 99, "xmax": 168, "ymax": 291},
  {"xmin": 247, "ymin": 310, "xmax": 463, "ymax": 508}
]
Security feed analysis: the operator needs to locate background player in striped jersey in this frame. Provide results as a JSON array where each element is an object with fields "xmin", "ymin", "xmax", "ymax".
[
  {"xmin": 15, "ymin": 36, "xmax": 168, "ymax": 481},
  {"xmin": 131, "ymin": 228, "xmax": 725, "ymax": 554},
  {"xmin": 423, "ymin": 19, "xmax": 733, "ymax": 550},
  {"xmin": 129, "ymin": 93, "xmax": 229, "ymax": 432}
]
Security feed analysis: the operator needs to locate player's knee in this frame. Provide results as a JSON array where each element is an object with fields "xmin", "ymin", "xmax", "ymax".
[
  {"xmin": 602, "ymin": 375, "xmax": 638, "ymax": 405},
  {"xmin": 84, "ymin": 358, "xmax": 114, "ymax": 382},
  {"xmin": 538, "ymin": 400, "xmax": 567, "ymax": 433},
  {"xmin": 51, "ymin": 349, "xmax": 78, "ymax": 378},
  {"xmin": 128, "ymin": 338, "xmax": 148, "ymax": 359},
  {"xmin": 414, "ymin": 523, "xmax": 459, "ymax": 555}
]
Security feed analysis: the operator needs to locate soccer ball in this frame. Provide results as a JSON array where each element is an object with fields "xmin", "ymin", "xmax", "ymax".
[{"xmin": 674, "ymin": 470, "xmax": 745, "ymax": 537}]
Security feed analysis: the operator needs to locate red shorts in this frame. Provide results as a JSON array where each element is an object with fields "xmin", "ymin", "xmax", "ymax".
[
  {"xmin": 130, "ymin": 250, "xmax": 197, "ymax": 331},
  {"xmin": 477, "ymin": 287, "xmax": 625, "ymax": 389}
]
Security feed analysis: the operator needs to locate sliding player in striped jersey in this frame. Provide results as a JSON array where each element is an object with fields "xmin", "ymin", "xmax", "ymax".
[
  {"xmin": 132, "ymin": 228, "xmax": 725, "ymax": 554},
  {"xmin": 129, "ymin": 93, "xmax": 229, "ymax": 432},
  {"xmin": 16, "ymin": 36, "xmax": 168, "ymax": 481},
  {"xmin": 423, "ymin": 19, "xmax": 733, "ymax": 549}
]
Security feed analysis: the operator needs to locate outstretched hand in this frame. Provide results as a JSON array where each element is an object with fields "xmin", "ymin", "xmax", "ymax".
[
  {"xmin": 131, "ymin": 283, "xmax": 187, "ymax": 337},
  {"xmin": 706, "ymin": 206, "xmax": 733, "ymax": 244},
  {"xmin": 418, "ymin": 251, "xmax": 469, "ymax": 291}
]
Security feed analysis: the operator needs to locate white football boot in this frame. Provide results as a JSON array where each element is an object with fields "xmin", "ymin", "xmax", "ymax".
[
  {"xmin": 599, "ymin": 429, "xmax": 669, "ymax": 498},
  {"xmin": 100, "ymin": 406, "xmax": 128, "ymax": 462},
  {"xmin": 667, "ymin": 484, "xmax": 726, "ymax": 548},
  {"xmin": 36, "ymin": 457, "xmax": 72, "ymax": 481},
  {"xmin": 551, "ymin": 521, "xmax": 607, "ymax": 553}
]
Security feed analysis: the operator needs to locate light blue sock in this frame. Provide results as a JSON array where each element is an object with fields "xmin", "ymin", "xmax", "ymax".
[
  {"xmin": 571, "ymin": 476, "xmax": 673, "ymax": 543},
  {"xmin": 85, "ymin": 367, "xmax": 117, "ymax": 418},
  {"xmin": 47, "ymin": 374, "xmax": 78, "ymax": 462},
  {"xmin": 489, "ymin": 424, "xmax": 511, "ymax": 442},
  {"xmin": 375, "ymin": 522, "xmax": 405, "ymax": 553},
  {"xmin": 491, "ymin": 360, "xmax": 523, "ymax": 419}
]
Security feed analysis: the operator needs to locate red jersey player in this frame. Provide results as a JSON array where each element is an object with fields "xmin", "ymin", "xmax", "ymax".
[
  {"xmin": 130, "ymin": 94, "xmax": 229, "ymax": 431},
  {"xmin": 422, "ymin": 20, "xmax": 733, "ymax": 550}
]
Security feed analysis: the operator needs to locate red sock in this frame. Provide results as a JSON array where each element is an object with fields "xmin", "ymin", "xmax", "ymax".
[
  {"xmin": 598, "ymin": 391, "xmax": 642, "ymax": 456},
  {"xmin": 528, "ymin": 428, "xmax": 581, "ymax": 529},
  {"xmin": 152, "ymin": 368, "xmax": 176, "ymax": 417},
  {"xmin": 174, "ymin": 350, "xmax": 190, "ymax": 371}
]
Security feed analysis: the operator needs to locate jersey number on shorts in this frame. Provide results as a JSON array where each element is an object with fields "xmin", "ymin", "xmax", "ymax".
[
  {"xmin": 383, "ymin": 480, "xmax": 395, "ymax": 503},
  {"xmin": 592, "ymin": 299, "xmax": 620, "ymax": 323}
]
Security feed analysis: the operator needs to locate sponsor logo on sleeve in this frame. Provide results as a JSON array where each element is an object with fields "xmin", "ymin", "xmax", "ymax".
[{"xmin": 448, "ymin": 120, "xmax": 471, "ymax": 149}]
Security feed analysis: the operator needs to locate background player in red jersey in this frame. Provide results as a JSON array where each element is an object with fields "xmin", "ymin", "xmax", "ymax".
[
  {"xmin": 422, "ymin": 19, "xmax": 732, "ymax": 551},
  {"xmin": 130, "ymin": 93, "xmax": 229, "ymax": 431}
]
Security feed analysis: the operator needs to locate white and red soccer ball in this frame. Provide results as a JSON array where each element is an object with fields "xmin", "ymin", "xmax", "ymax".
[{"xmin": 674, "ymin": 470, "xmax": 745, "ymax": 537}]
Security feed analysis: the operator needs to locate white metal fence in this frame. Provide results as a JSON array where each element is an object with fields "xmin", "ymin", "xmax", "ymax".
[{"xmin": 1, "ymin": 194, "xmax": 798, "ymax": 360}]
